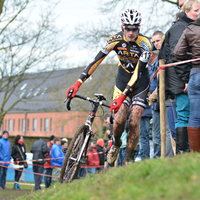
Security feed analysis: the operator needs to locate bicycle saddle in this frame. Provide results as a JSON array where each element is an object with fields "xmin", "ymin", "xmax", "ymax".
[{"xmin": 94, "ymin": 93, "xmax": 107, "ymax": 101}]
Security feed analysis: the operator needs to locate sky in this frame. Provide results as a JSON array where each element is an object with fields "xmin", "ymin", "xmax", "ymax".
[{"xmin": 55, "ymin": 0, "xmax": 109, "ymax": 68}]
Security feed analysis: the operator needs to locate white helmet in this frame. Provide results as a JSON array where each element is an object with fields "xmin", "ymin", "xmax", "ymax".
[{"xmin": 121, "ymin": 9, "xmax": 142, "ymax": 26}]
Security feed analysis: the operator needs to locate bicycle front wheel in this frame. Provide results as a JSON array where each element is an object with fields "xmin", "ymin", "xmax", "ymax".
[{"xmin": 59, "ymin": 124, "xmax": 88, "ymax": 183}]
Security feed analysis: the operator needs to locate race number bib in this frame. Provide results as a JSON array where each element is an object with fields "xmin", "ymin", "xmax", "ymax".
[{"xmin": 139, "ymin": 51, "xmax": 151, "ymax": 62}]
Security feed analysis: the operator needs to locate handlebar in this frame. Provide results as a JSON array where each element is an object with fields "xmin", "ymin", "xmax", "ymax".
[{"xmin": 64, "ymin": 94, "xmax": 110, "ymax": 111}]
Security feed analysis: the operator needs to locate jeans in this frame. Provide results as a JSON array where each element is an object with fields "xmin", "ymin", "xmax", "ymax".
[
  {"xmin": 139, "ymin": 117, "xmax": 151, "ymax": 160},
  {"xmin": 87, "ymin": 167, "xmax": 96, "ymax": 174},
  {"xmin": 44, "ymin": 168, "xmax": 52, "ymax": 188},
  {"xmin": 173, "ymin": 94, "xmax": 190, "ymax": 129},
  {"xmin": 52, "ymin": 167, "xmax": 61, "ymax": 182},
  {"xmin": 15, "ymin": 167, "xmax": 23, "ymax": 182},
  {"xmin": 78, "ymin": 167, "xmax": 86, "ymax": 178},
  {"xmin": 33, "ymin": 165, "xmax": 44, "ymax": 190},
  {"xmin": 188, "ymin": 73, "xmax": 200, "ymax": 127},
  {"xmin": 0, "ymin": 166, "xmax": 7, "ymax": 188},
  {"xmin": 171, "ymin": 101, "xmax": 177, "ymax": 123},
  {"xmin": 167, "ymin": 106, "xmax": 176, "ymax": 140},
  {"xmin": 152, "ymin": 110, "xmax": 161, "ymax": 158},
  {"xmin": 165, "ymin": 109, "xmax": 174, "ymax": 157},
  {"xmin": 117, "ymin": 148, "xmax": 126, "ymax": 166}
]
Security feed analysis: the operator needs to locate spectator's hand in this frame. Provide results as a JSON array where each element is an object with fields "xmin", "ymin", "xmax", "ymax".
[
  {"xmin": 109, "ymin": 94, "xmax": 126, "ymax": 114},
  {"xmin": 184, "ymin": 83, "xmax": 188, "ymax": 94},
  {"xmin": 66, "ymin": 80, "xmax": 82, "ymax": 99}
]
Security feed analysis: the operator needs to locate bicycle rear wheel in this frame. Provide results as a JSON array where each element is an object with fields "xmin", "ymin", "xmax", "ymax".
[{"xmin": 59, "ymin": 124, "xmax": 88, "ymax": 183}]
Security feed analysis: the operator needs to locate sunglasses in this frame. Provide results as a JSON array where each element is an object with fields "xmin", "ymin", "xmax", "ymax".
[{"xmin": 124, "ymin": 27, "xmax": 138, "ymax": 32}]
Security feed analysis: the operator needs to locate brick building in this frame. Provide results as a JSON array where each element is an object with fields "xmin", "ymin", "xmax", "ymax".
[{"xmin": 0, "ymin": 65, "xmax": 114, "ymax": 138}]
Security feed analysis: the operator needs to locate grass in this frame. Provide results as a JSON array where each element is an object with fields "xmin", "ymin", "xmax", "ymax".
[
  {"xmin": 0, "ymin": 182, "xmax": 36, "ymax": 200},
  {"xmin": 14, "ymin": 153, "xmax": 200, "ymax": 200}
]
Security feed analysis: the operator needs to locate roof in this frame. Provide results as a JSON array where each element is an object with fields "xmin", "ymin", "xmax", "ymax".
[{"xmin": 1, "ymin": 64, "xmax": 116, "ymax": 113}]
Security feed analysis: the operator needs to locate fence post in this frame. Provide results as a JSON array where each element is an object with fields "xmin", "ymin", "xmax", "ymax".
[{"xmin": 159, "ymin": 67, "xmax": 166, "ymax": 158}]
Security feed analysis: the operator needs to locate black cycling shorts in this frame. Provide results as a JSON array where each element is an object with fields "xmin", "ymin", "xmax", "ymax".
[{"xmin": 113, "ymin": 65, "xmax": 150, "ymax": 108}]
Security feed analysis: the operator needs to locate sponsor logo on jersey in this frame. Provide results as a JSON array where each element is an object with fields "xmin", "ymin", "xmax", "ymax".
[
  {"xmin": 117, "ymin": 34, "xmax": 122, "ymax": 39},
  {"xmin": 130, "ymin": 47, "xmax": 139, "ymax": 54},
  {"xmin": 122, "ymin": 43, "xmax": 126, "ymax": 48},
  {"xmin": 118, "ymin": 47, "xmax": 127, "ymax": 50}
]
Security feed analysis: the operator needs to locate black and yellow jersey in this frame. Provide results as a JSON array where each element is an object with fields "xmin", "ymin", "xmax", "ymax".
[{"xmin": 79, "ymin": 31, "xmax": 152, "ymax": 95}]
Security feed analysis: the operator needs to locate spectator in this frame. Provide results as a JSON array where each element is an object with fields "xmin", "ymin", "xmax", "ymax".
[
  {"xmin": 11, "ymin": 135, "xmax": 26, "ymax": 190},
  {"xmin": 149, "ymin": 31, "xmax": 163, "ymax": 158},
  {"xmin": 118, "ymin": 131, "xmax": 128, "ymax": 165},
  {"xmin": 104, "ymin": 113, "xmax": 113, "ymax": 136},
  {"xmin": 61, "ymin": 138, "xmax": 68, "ymax": 155},
  {"xmin": 77, "ymin": 152, "xmax": 87, "ymax": 179},
  {"xmin": 149, "ymin": 31, "xmax": 174, "ymax": 158},
  {"xmin": 139, "ymin": 103, "xmax": 152, "ymax": 160},
  {"xmin": 0, "ymin": 130, "xmax": 11, "ymax": 190},
  {"xmin": 31, "ymin": 138, "xmax": 49, "ymax": 191},
  {"xmin": 44, "ymin": 135, "xmax": 55, "ymax": 189},
  {"xmin": 174, "ymin": 16, "xmax": 200, "ymax": 152},
  {"xmin": 104, "ymin": 125, "xmax": 114, "ymax": 168},
  {"xmin": 158, "ymin": 0, "xmax": 200, "ymax": 154},
  {"xmin": 96, "ymin": 139, "xmax": 105, "ymax": 172},
  {"xmin": 87, "ymin": 140, "xmax": 99, "ymax": 174},
  {"xmin": 51, "ymin": 138, "xmax": 64, "ymax": 183}
]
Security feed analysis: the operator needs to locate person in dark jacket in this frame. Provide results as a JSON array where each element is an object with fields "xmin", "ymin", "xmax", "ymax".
[
  {"xmin": 44, "ymin": 135, "xmax": 55, "ymax": 189},
  {"xmin": 158, "ymin": 0, "xmax": 200, "ymax": 154},
  {"xmin": 11, "ymin": 135, "xmax": 26, "ymax": 190},
  {"xmin": 30, "ymin": 138, "xmax": 49, "ymax": 191},
  {"xmin": 0, "ymin": 130, "xmax": 11, "ymax": 190},
  {"xmin": 174, "ymin": 17, "xmax": 200, "ymax": 152},
  {"xmin": 96, "ymin": 139, "xmax": 105, "ymax": 172}
]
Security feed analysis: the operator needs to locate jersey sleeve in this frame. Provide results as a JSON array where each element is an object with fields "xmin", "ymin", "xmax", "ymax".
[{"xmin": 79, "ymin": 51, "xmax": 108, "ymax": 82}]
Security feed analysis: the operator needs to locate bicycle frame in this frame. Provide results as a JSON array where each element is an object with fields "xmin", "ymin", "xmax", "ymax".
[{"xmin": 66, "ymin": 93, "xmax": 109, "ymax": 169}]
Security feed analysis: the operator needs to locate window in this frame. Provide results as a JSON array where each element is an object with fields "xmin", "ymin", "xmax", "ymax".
[
  {"xmin": 44, "ymin": 118, "xmax": 48, "ymax": 132},
  {"xmin": 40, "ymin": 118, "xmax": 43, "ymax": 132},
  {"xmin": 13, "ymin": 119, "xmax": 15, "ymax": 132},
  {"xmin": 27, "ymin": 119, "xmax": 29, "ymax": 132},
  {"xmin": 22, "ymin": 119, "xmax": 26, "ymax": 132},
  {"xmin": 50, "ymin": 118, "xmax": 53, "ymax": 132},
  {"xmin": 33, "ymin": 119, "xmax": 37, "ymax": 132},
  {"xmin": 61, "ymin": 125, "xmax": 64, "ymax": 133},
  {"xmin": 9, "ymin": 119, "xmax": 12, "ymax": 132},
  {"xmin": 18, "ymin": 119, "xmax": 20, "ymax": 132}
]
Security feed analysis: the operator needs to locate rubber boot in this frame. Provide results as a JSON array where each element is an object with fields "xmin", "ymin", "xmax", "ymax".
[
  {"xmin": 13, "ymin": 183, "xmax": 17, "ymax": 190},
  {"xmin": 187, "ymin": 127, "xmax": 200, "ymax": 152},
  {"xmin": 17, "ymin": 183, "xmax": 22, "ymax": 190},
  {"xmin": 175, "ymin": 127, "xmax": 189, "ymax": 154}
]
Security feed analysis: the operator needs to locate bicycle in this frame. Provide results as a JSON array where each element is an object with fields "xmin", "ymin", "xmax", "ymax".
[{"xmin": 59, "ymin": 93, "xmax": 110, "ymax": 183}]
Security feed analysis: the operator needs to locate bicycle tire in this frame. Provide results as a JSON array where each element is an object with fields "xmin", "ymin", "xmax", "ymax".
[{"xmin": 59, "ymin": 124, "xmax": 88, "ymax": 183}]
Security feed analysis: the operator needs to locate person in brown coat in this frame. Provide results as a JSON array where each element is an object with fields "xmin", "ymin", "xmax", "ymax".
[{"xmin": 174, "ymin": 17, "xmax": 200, "ymax": 152}]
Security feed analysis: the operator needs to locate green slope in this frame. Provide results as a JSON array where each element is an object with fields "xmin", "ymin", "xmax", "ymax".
[{"xmin": 18, "ymin": 153, "xmax": 200, "ymax": 200}]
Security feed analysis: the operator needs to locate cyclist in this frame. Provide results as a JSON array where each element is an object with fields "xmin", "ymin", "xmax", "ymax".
[{"xmin": 66, "ymin": 8, "xmax": 152, "ymax": 165}]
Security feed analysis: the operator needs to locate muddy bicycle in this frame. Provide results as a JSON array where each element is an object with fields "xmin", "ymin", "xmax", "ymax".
[{"xmin": 59, "ymin": 93, "xmax": 110, "ymax": 183}]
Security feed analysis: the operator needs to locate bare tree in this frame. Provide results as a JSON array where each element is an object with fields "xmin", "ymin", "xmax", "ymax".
[
  {"xmin": 72, "ymin": 0, "xmax": 179, "ymax": 50},
  {"xmin": 0, "ymin": 0, "xmax": 5, "ymax": 15},
  {"xmin": 0, "ymin": 0, "xmax": 69, "ymax": 126}
]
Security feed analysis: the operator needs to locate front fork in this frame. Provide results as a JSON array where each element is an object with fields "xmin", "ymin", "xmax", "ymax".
[{"xmin": 76, "ymin": 130, "xmax": 92, "ymax": 163}]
